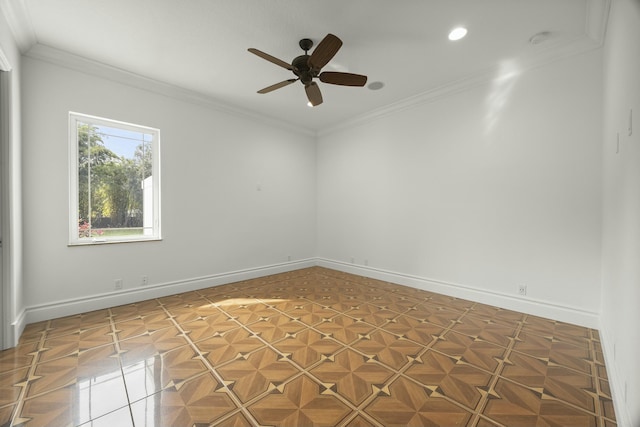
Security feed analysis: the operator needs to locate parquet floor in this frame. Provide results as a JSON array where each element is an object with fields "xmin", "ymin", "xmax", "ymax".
[{"xmin": 0, "ymin": 267, "xmax": 616, "ymax": 426}]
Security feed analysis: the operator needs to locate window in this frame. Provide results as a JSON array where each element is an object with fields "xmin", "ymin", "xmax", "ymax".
[{"xmin": 69, "ymin": 112, "xmax": 161, "ymax": 245}]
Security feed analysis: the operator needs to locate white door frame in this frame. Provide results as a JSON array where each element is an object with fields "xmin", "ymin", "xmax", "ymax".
[{"xmin": 0, "ymin": 47, "xmax": 13, "ymax": 349}]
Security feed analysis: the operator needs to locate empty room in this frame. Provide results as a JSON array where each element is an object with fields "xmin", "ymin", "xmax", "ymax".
[{"xmin": 0, "ymin": 0, "xmax": 638, "ymax": 426}]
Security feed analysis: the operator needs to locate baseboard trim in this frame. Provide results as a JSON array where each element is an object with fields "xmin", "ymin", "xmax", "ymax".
[
  {"xmin": 23, "ymin": 256, "xmax": 600, "ymax": 330},
  {"xmin": 24, "ymin": 259, "xmax": 316, "ymax": 324},
  {"xmin": 317, "ymin": 258, "xmax": 600, "ymax": 328},
  {"xmin": 6, "ymin": 308, "xmax": 26, "ymax": 348},
  {"xmin": 599, "ymin": 323, "xmax": 632, "ymax": 427}
]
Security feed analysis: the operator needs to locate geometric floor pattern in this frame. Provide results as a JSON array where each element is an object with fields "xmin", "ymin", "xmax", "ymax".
[{"xmin": 0, "ymin": 267, "xmax": 617, "ymax": 426}]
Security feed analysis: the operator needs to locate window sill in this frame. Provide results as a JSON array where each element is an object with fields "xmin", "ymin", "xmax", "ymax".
[{"xmin": 68, "ymin": 237, "xmax": 162, "ymax": 246}]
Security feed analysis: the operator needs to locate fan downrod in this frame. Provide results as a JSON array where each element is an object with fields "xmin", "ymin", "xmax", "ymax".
[{"xmin": 293, "ymin": 38, "xmax": 315, "ymax": 85}]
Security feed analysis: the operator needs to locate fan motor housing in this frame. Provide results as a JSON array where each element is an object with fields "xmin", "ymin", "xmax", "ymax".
[{"xmin": 292, "ymin": 54, "xmax": 314, "ymax": 84}]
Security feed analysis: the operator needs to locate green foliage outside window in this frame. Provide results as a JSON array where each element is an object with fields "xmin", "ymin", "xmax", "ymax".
[{"xmin": 77, "ymin": 123, "xmax": 152, "ymax": 239}]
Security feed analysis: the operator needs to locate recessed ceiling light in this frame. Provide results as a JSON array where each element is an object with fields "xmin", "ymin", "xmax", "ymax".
[
  {"xmin": 448, "ymin": 27, "xmax": 468, "ymax": 41},
  {"xmin": 368, "ymin": 81, "xmax": 384, "ymax": 91}
]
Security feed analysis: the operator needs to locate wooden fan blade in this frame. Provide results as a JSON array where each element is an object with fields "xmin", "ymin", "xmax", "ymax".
[
  {"xmin": 248, "ymin": 48, "xmax": 293, "ymax": 70},
  {"xmin": 319, "ymin": 72, "xmax": 368, "ymax": 87},
  {"xmin": 305, "ymin": 82, "xmax": 323, "ymax": 106},
  {"xmin": 257, "ymin": 79, "xmax": 298, "ymax": 94},
  {"xmin": 308, "ymin": 33, "xmax": 342, "ymax": 71}
]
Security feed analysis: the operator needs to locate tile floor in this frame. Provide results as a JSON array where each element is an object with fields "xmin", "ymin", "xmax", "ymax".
[{"xmin": 0, "ymin": 267, "xmax": 616, "ymax": 426}]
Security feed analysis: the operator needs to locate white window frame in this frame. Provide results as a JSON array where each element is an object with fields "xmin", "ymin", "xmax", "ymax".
[{"xmin": 68, "ymin": 112, "xmax": 161, "ymax": 245}]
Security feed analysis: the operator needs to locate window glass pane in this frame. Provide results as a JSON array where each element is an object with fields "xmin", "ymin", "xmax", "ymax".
[{"xmin": 72, "ymin": 113, "xmax": 159, "ymax": 244}]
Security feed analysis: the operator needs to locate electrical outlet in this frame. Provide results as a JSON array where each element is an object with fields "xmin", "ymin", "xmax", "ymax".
[
  {"xmin": 518, "ymin": 284, "xmax": 527, "ymax": 296},
  {"xmin": 141, "ymin": 275, "xmax": 148, "ymax": 286},
  {"xmin": 115, "ymin": 279, "xmax": 123, "ymax": 290},
  {"xmin": 287, "ymin": 255, "xmax": 291, "ymax": 262},
  {"xmin": 350, "ymin": 257, "xmax": 355, "ymax": 264},
  {"xmin": 364, "ymin": 259, "xmax": 369, "ymax": 266}
]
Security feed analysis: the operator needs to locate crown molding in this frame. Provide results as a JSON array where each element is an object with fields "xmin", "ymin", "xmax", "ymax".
[
  {"xmin": 9, "ymin": 0, "xmax": 610, "ymax": 139},
  {"xmin": 25, "ymin": 43, "xmax": 316, "ymax": 137},
  {"xmin": 0, "ymin": 0, "xmax": 36, "ymax": 53},
  {"xmin": 320, "ymin": 53, "xmax": 593, "ymax": 138},
  {"xmin": 319, "ymin": 6, "xmax": 610, "ymax": 138}
]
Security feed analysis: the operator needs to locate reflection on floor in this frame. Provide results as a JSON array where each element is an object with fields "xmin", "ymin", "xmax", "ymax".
[{"xmin": 0, "ymin": 267, "xmax": 616, "ymax": 426}]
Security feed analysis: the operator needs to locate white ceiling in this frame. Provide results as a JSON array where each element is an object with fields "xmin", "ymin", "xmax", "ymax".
[{"xmin": 2, "ymin": 0, "xmax": 609, "ymax": 133}]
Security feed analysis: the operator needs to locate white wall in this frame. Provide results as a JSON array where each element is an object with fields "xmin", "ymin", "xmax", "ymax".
[
  {"xmin": 601, "ymin": 0, "xmax": 640, "ymax": 425},
  {"xmin": 0, "ymin": 7, "xmax": 24, "ymax": 348},
  {"xmin": 21, "ymin": 55, "xmax": 316, "ymax": 317},
  {"xmin": 317, "ymin": 50, "xmax": 603, "ymax": 326},
  {"xmin": 10, "ymin": 10, "xmax": 637, "ymax": 424}
]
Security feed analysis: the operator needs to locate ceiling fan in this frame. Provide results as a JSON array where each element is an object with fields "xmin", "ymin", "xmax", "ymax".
[{"xmin": 248, "ymin": 34, "xmax": 368, "ymax": 107}]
